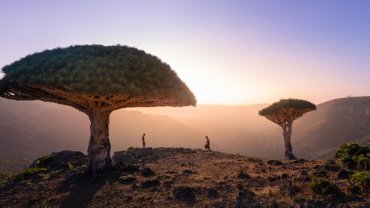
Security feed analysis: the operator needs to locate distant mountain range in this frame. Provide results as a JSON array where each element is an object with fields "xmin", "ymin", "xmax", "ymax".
[{"xmin": 0, "ymin": 97, "xmax": 369, "ymax": 165}]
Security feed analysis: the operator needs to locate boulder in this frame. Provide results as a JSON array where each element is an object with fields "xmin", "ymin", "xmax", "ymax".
[{"xmin": 30, "ymin": 151, "xmax": 86, "ymax": 170}]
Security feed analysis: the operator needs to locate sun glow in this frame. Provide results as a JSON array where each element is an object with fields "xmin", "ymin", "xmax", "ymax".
[{"xmin": 1, "ymin": 1, "xmax": 369, "ymax": 105}]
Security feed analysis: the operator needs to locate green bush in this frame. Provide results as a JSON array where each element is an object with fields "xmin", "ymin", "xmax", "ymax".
[
  {"xmin": 310, "ymin": 178, "xmax": 341, "ymax": 197},
  {"xmin": 352, "ymin": 171, "xmax": 370, "ymax": 193},
  {"xmin": 334, "ymin": 143, "xmax": 369, "ymax": 171}
]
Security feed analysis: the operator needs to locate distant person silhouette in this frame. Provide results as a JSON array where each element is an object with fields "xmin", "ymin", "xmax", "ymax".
[
  {"xmin": 142, "ymin": 133, "xmax": 146, "ymax": 149},
  {"xmin": 205, "ymin": 136, "xmax": 211, "ymax": 151}
]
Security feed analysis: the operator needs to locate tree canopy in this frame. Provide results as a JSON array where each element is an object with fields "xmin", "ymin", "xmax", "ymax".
[
  {"xmin": 259, "ymin": 99, "xmax": 317, "ymax": 126},
  {"xmin": 0, "ymin": 45, "xmax": 196, "ymax": 112}
]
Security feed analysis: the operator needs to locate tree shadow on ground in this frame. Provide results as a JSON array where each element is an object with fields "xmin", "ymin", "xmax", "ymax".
[{"xmin": 58, "ymin": 171, "xmax": 118, "ymax": 208}]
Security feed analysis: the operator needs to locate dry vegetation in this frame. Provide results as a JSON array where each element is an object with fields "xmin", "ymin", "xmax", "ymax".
[{"xmin": 0, "ymin": 148, "xmax": 368, "ymax": 207}]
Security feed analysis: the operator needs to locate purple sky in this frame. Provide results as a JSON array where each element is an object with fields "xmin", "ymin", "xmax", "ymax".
[{"xmin": 1, "ymin": 0, "xmax": 370, "ymax": 104}]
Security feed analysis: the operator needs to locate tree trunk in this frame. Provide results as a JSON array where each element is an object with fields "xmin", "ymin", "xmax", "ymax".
[
  {"xmin": 282, "ymin": 121, "xmax": 296, "ymax": 160},
  {"xmin": 87, "ymin": 109, "xmax": 112, "ymax": 173}
]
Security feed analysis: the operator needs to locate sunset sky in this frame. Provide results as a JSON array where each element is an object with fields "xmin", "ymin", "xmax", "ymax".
[{"xmin": 1, "ymin": 0, "xmax": 369, "ymax": 105}]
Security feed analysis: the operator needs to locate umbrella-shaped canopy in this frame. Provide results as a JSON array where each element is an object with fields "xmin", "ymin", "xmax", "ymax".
[{"xmin": 0, "ymin": 45, "xmax": 196, "ymax": 113}]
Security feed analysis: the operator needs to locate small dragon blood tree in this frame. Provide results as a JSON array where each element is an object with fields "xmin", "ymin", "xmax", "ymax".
[
  {"xmin": 259, "ymin": 99, "xmax": 316, "ymax": 159},
  {"xmin": 0, "ymin": 45, "xmax": 196, "ymax": 173}
]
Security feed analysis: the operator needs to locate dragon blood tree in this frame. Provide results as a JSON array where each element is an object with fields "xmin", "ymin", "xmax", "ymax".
[
  {"xmin": 0, "ymin": 45, "xmax": 196, "ymax": 173},
  {"xmin": 259, "ymin": 99, "xmax": 316, "ymax": 159}
]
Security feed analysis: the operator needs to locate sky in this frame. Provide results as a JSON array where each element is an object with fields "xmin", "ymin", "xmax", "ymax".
[{"xmin": 0, "ymin": 0, "xmax": 370, "ymax": 105}]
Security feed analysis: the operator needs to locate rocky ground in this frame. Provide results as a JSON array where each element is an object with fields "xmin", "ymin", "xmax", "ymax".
[{"xmin": 0, "ymin": 148, "xmax": 369, "ymax": 208}]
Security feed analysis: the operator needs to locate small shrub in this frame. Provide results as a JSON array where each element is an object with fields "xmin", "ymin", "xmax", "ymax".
[
  {"xmin": 281, "ymin": 173, "xmax": 289, "ymax": 179},
  {"xmin": 238, "ymin": 170, "xmax": 250, "ymax": 179},
  {"xmin": 140, "ymin": 179, "xmax": 160, "ymax": 189},
  {"xmin": 12, "ymin": 167, "xmax": 47, "ymax": 182},
  {"xmin": 335, "ymin": 143, "xmax": 369, "ymax": 171},
  {"xmin": 237, "ymin": 188, "xmax": 257, "ymax": 207},
  {"xmin": 335, "ymin": 143, "xmax": 362, "ymax": 158},
  {"xmin": 173, "ymin": 186, "xmax": 196, "ymax": 203},
  {"xmin": 352, "ymin": 171, "xmax": 370, "ymax": 193},
  {"xmin": 120, "ymin": 175, "xmax": 136, "ymax": 184},
  {"xmin": 310, "ymin": 178, "xmax": 341, "ymax": 198},
  {"xmin": 207, "ymin": 188, "xmax": 219, "ymax": 199}
]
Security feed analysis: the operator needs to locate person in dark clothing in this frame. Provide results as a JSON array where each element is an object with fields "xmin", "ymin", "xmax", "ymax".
[
  {"xmin": 142, "ymin": 133, "xmax": 146, "ymax": 149},
  {"xmin": 205, "ymin": 136, "xmax": 211, "ymax": 151}
]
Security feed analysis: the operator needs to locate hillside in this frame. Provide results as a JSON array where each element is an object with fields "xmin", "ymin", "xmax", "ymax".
[
  {"xmin": 0, "ymin": 148, "xmax": 368, "ymax": 207},
  {"xmin": 0, "ymin": 96, "xmax": 369, "ymax": 171},
  {"xmin": 294, "ymin": 97, "xmax": 370, "ymax": 159}
]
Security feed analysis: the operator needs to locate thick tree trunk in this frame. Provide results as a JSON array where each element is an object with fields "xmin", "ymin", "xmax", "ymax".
[
  {"xmin": 87, "ymin": 109, "xmax": 112, "ymax": 173},
  {"xmin": 282, "ymin": 121, "xmax": 296, "ymax": 160}
]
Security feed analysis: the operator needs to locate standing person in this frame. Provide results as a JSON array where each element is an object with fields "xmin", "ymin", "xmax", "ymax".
[
  {"xmin": 142, "ymin": 133, "xmax": 146, "ymax": 149},
  {"xmin": 205, "ymin": 136, "xmax": 211, "ymax": 151}
]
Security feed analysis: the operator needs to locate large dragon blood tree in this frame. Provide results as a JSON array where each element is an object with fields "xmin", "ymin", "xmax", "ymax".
[
  {"xmin": 259, "ymin": 99, "xmax": 316, "ymax": 160},
  {"xmin": 0, "ymin": 45, "xmax": 196, "ymax": 173}
]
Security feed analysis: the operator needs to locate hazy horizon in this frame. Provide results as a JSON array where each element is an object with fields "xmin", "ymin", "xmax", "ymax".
[{"xmin": 1, "ymin": 95, "xmax": 369, "ymax": 164}]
